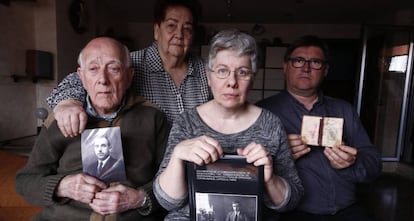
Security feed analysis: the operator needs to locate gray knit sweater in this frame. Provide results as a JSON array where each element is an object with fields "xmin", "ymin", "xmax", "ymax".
[{"xmin": 153, "ymin": 107, "xmax": 303, "ymax": 220}]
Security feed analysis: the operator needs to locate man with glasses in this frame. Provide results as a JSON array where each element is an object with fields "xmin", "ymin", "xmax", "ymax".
[{"xmin": 257, "ymin": 35, "xmax": 382, "ymax": 221}]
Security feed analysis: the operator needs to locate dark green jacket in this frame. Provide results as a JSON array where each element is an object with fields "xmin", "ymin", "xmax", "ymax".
[{"xmin": 16, "ymin": 94, "xmax": 170, "ymax": 221}]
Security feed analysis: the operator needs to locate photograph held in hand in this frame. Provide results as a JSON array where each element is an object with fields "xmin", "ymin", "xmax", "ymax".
[
  {"xmin": 187, "ymin": 155, "xmax": 263, "ymax": 221},
  {"xmin": 301, "ymin": 115, "xmax": 344, "ymax": 147}
]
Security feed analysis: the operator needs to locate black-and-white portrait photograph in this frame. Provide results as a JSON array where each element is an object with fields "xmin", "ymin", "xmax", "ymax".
[
  {"xmin": 195, "ymin": 193, "xmax": 257, "ymax": 221},
  {"xmin": 81, "ymin": 127, "xmax": 126, "ymax": 184}
]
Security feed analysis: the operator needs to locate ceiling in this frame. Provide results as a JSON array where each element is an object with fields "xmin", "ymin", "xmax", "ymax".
[{"xmin": 102, "ymin": 0, "xmax": 414, "ymax": 24}]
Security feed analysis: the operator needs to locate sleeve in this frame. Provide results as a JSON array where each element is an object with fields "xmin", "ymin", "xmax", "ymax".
[
  {"xmin": 15, "ymin": 122, "xmax": 69, "ymax": 207},
  {"xmin": 153, "ymin": 114, "xmax": 190, "ymax": 211},
  {"xmin": 266, "ymin": 114, "xmax": 304, "ymax": 212},
  {"xmin": 137, "ymin": 110, "xmax": 171, "ymax": 216},
  {"xmin": 46, "ymin": 72, "xmax": 86, "ymax": 109},
  {"xmin": 336, "ymin": 108, "xmax": 382, "ymax": 183},
  {"xmin": 154, "ymin": 110, "xmax": 172, "ymax": 169},
  {"xmin": 136, "ymin": 182, "xmax": 155, "ymax": 216}
]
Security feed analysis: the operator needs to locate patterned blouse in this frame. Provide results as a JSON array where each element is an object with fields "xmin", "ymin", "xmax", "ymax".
[{"xmin": 47, "ymin": 42, "xmax": 211, "ymax": 123}]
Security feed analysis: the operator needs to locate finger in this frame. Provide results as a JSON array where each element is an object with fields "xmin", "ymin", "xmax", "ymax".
[
  {"xmin": 291, "ymin": 144, "xmax": 308, "ymax": 154},
  {"xmin": 339, "ymin": 145, "xmax": 357, "ymax": 156},
  {"xmin": 94, "ymin": 191, "xmax": 122, "ymax": 214},
  {"xmin": 193, "ymin": 147, "xmax": 214, "ymax": 165},
  {"xmin": 330, "ymin": 146, "xmax": 356, "ymax": 162},
  {"xmin": 323, "ymin": 147, "xmax": 336, "ymax": 162},
  {"xmin": 82, "ymin": 175, "xmax": 107, "ymax": 190},
  {"xmin": 57, "ymin": 118, "xmax": 69, "ymax": 137},
  {"xmin": 65, "ymin": 115, "xmax": 75, "ymax": 137},
  {"xmin": 240, "ymin": 142, "xmax": 256, "ymax": 156},
  {"xmin": 70, "ymin": 114, "xmax": 80, "ymax": 137},
  {"xmin": 78, "ymin": 191, "xmax": 96, "ymax": 204},
  {"xmin": 324, "ymin": 147, "xmax": 349, "ymax": 168},
  {"xmin": 292, "ymin": 147, "xmax": 310, "ymax": 160},
  {"xmin": 94, "ymin": 190, "xmax": 116, "ymax": 201},
  {"xmin": 196, "ymin": 136, "xmax": 222, "ymax": 162},
  {"xmin": 186, "ymin": 144, "xmax": 211, "ymax": 165},
  {"xmin": 101, "ymin": 184, "xmax": 127, "ymax": 193},
  {"xmin": 90, "ymin": 200, "xmax": 111, "ymax": 215},
  {"xmin": 289, "ymin": 139, "xmax": 303, "ymax": 147},
  {"xmin": 79, "ymin": 112, "xmax": 88, "ymax": 134},
  {"xmin": 287, "ymin": 134, "xmax": 301, "ymax": 140},
  {"xmin": 241, "ymin": 143, "xmax": 269, "ymax": 163},
  {"xmin": 201, "ymin": 136, "xmax": 223, "ymax": 158}
]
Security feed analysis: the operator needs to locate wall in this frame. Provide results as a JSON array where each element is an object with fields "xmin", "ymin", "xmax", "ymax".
[
  {"xmin": 55, "ymin": 0, "xmax": 96, "ymax": 82},
  {"xmin": 0, "ymin": 1, "xmax": 412, "ymax": 142},
  {"xmin": 127, "ymin": 23, "xmax": 362, "ymax": 51},
  {"xmin": 0, "ymin": 1, "xmax": 37, "ymax": 140},
  {"xmin": 0, "ymin": 0, "xmax": 96, "ymax": 141},
  {"xmin": 33, "ymin": 0, "xmax": 57, "ymax": 126}
]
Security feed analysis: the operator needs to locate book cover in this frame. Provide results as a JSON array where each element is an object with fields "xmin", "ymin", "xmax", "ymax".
[
  {"xmin": 301, "ymin": 115, "xmax": 344, "ymax": 147},
  {"xmin": 187, "ymin": 155, "xmax": 263, "ymax": 221},
  {"xmin": 81, "ymin": 127, "xmax": 127, "ymax": 184}
]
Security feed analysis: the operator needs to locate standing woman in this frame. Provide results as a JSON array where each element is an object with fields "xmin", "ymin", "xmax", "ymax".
[
  {"xmin": 47, "ymin": 0, "xmax": 210, "ymax": 136},
  {"xmin": 154, "ymin": 29, "xmax": 303, "ymax": 220}
]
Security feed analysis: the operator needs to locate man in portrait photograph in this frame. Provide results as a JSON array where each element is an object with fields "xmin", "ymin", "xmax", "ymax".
[{"xmin": 82, "ymin": 127, "xmax": 126, "ymax": 184}]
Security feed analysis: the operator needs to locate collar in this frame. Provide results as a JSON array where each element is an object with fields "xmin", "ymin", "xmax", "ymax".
[
  {"xmin": 98, "ymin": 156, "xmax": 110, "ymax": 166},
  {"xmin": 85, "ymin": 96, "xmax": 126, "ymax": 122},
  {"xmin": 284, "ymin": 90, "xmax": 325, "ymax": 110}
]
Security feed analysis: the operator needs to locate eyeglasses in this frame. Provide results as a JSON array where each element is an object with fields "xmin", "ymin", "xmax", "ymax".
[
  {"xmin": 288, "ymin": 57, "xmax": 326, "ymax": 70},
  {"xmin": 209, "ymin": 67, "xmax": 253, "ymax": 80}
]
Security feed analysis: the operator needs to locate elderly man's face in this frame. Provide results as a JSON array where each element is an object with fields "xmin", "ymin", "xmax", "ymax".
[{"xmin": 78, "ymin": 38, "xmax": 133, "ymax": 116}]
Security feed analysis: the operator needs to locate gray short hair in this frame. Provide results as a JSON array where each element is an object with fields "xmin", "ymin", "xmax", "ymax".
[{"xmin": 206, "ymin": 29, "xmax": 258, "ymax": 74}]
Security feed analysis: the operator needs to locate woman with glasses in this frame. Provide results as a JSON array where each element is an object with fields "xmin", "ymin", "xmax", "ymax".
[{"xmin": 153, "ymin": 29, "xmax": 304, "ymax": 220}]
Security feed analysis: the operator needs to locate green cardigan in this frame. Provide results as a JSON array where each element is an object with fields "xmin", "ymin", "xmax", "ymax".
[{"xmin": 15, "ymin": 95, "xmax": 170, "ymax": 221}]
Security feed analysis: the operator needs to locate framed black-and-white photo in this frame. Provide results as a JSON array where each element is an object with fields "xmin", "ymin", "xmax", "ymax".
[
  {"xmin": 81, "ymin": 127, "xmax": 126, "ymax": 184},
  {"xmin": 187, "ymin": 155, "xmax": 263, "ymax": 221}
]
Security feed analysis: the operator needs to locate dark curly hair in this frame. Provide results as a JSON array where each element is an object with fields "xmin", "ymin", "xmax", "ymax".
[{"xmin": 153, "ymin": 0, "xmax": 201, "ymax": 26}]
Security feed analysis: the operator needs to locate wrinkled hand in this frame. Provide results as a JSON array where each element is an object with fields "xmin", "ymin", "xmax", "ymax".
[
  {"xmin": 324, "ymin": 145, "xmax": 357, "ymax": 169},
  {"xmin": 172, "ymin": 135, "xmax": 223, "ymax": 166},
  {"xmin": 287, "ymin": 134, "xmax": 310, "ymax": 160},
  {"xmin": 89, "ymin": 184, "xmax": 146, "ymax": 215},
  {"xmin": 237, "ymin": 142, "xmax": 273, "ymax": 182},
  {"xmin": 56, "ymin": 173, "xmax": 107, "ymax": 204},
  {"xmin": 54, "ymin": 99, "xmax": 87, "ymax": 137}
]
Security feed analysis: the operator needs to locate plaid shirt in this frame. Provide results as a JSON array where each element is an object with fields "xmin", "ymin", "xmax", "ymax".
[{"xmin": 47, "ymin": 42, "xmax": 211, "ymax": 123}]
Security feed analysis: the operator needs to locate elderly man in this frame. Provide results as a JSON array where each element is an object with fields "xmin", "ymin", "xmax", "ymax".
[{"xmin": 16, "ymin": 37, "xmax": 170, "ymax": 221}]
